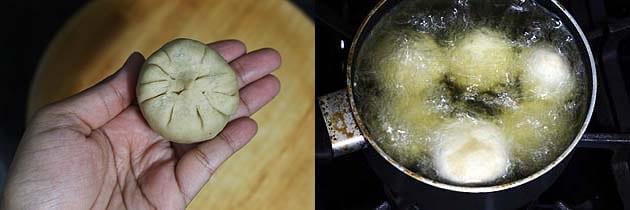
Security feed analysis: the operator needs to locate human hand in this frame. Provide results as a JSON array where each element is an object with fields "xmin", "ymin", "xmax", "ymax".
[{"xmin": 2, "ymin": 40, "xmax": 281, "ymax": 209}]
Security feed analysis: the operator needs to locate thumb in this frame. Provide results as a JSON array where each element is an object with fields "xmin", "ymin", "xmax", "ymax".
[{"xmin": 35, "ymin": 52, "xmax": 145, "ymax": 133}]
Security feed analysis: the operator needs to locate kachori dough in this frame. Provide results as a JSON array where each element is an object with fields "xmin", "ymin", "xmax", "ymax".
[
  {"xmin": 137, "ymin": 38, "xmax": 239, "ymax": 144},
  {"xmin": 449, "ymin": 28, "xmax": 517, "ymax": 90}
]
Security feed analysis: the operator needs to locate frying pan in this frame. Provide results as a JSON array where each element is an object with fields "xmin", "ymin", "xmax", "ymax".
[{"xmin": 318, "ymin": 0, "xmax": 597, "ymax": 209}]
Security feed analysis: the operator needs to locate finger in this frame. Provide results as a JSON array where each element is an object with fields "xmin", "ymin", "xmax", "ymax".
[
  {"xmin": 172, "ymin": 142, "xmax": 198, "ymax": 159},
  {"xmin": 39, "ymin": 52, "xmax": 145, "ymax": 133},
  {"xmin": 171, "ymin": 49, "xmax": 279, "ymax": 155},
  {"xmin": 230, "ymin": 48, "xmax": 281, "ymax": 88},
  {"xmin": 230, "ymin": 75, "xmax": 281, "ymax": 121},
  {"xmin": 175, "ymin": 117, "xmax": 258, "ymax": 203},
  {"xmin": 207, "ymin": 40, "xmax": 246, "ymax": 63},
  {"xmin": 171, "ymin": 75, "xmax": 279, "ymax": 156}
]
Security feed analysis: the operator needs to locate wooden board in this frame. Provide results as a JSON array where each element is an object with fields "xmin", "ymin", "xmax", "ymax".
[{"xmin": 27, "ymin": 0, "xmax": 314, "ymax": 209}]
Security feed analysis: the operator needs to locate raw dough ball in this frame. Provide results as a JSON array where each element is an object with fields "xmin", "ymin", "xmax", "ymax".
[
  {"xmin": 137, "ymin": 38, "xmax": 239, "ymax": 143},
  {"xmin": 432, "ymin": 118, "xmax": 510, "ymax": 184},
  {"xmin": 374, "ymin": 30, "xmax": 447, "ymax": 96},
  {"xmin": 449, "ymin": 28, "xmax": 517, "ymax": 90},
  {"xmin": 520, "ymin": 45, "xmax": 575, "ymax": 100}
]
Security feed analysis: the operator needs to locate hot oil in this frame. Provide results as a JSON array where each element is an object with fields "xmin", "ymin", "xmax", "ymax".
[{"xmin": 353, "ymin": 0, "xmax": 587, "ymax": 186}]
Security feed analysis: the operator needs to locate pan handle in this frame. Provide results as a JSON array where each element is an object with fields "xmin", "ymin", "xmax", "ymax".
[{"xmin": 317, "ymin": 90, "xmax": 367, "ymax": 157}]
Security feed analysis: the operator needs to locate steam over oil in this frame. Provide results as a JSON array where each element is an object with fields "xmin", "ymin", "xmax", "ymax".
[{"xmin": 353, "ymin": 0, "xmax": 588, "ymax": 186}]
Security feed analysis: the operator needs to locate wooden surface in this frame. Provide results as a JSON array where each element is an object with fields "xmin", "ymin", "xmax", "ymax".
[{"xmin": 27, "ymin": 0, "xmax": 314, "ymax": 209}]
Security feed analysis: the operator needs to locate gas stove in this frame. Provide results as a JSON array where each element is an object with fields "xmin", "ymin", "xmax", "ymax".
[{"xmin": 315, "ymin": 0, "xmax": 630, "ymax": 209}]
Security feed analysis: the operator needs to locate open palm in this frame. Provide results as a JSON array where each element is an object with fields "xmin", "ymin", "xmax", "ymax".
[{"xmin": 2, "ymin": 40, "xmax": 281, "ymax": 210}]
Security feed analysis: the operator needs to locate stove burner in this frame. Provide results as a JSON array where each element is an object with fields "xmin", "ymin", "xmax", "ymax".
[
  {"xmin": 376, "ymin": 185, "xmax": 579, "ymax": 210},
  {"xmin": 380, "ymin": 185, "xmax": 418, "ymax": 210}
]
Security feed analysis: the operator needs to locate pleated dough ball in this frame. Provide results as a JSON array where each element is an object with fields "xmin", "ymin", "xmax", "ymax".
[
  {"xmin": 137, "ymin": 38, "xmax": 239, "ymax": 144},
  {"xmin": 432, "ymin": 118, "xmax": 510, "ymax": 184},
  {"xmin": 449, "ymin": 28, "xmax": 517, "ymax": 90},
  {"xmin": 520, "ymin": 45, "xmax": 575, "ymax": 100},
  {"xmin": 375, "ymin": 30, "xmax": 447, "ymax": 96}
]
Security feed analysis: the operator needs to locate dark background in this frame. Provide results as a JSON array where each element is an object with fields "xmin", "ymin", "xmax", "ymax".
[{"xmin": 0, "ymin": 0, "xmax": 87, "ymax": 195}]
